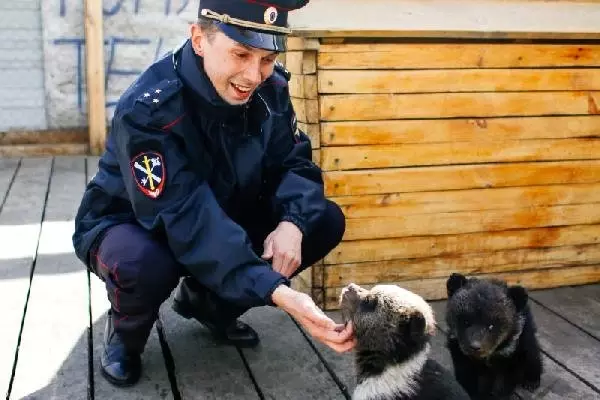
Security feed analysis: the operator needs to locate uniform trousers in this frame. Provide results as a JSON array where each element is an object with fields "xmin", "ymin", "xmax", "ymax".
[{"xmin": 89, "ymin": 200, "xmax": 345, "ymax": 352}]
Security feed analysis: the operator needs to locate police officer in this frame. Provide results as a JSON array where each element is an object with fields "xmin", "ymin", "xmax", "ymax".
[{"xmin": 72, "ymin": 0, "xmax": 355, "ymax": 388}]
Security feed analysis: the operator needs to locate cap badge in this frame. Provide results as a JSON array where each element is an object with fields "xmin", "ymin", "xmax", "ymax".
[{"xmin": 264, "ymin": 6, "xmax": 278, "ymax": 25}]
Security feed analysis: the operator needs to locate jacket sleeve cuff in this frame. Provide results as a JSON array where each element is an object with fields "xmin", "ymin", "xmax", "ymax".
[
  {"xmin": 254, "ymin": 269, "xmax": 291, "ymax": 306},
  {"xmin": 280, "ymin": 214, "xmax": 307, "ymax": 237}
]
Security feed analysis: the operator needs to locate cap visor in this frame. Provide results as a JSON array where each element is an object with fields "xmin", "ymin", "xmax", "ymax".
[{"xmin": 216, "ymin": 22, "xmax": 286, "ymax": 52}]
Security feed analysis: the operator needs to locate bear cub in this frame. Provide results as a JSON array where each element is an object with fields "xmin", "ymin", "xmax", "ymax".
[
  {"xmin": 340, "ymin": 283, "xmax": 470, "ymax": 400},
  {"xmin": 445, "ymin": 273, "xmax": 543, "ymax": 399}
]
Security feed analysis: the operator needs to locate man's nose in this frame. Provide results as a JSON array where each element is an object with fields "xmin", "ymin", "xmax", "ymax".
[{"xmin": 242, "ymin": 60, "xmax": 262, "ymax": 85}]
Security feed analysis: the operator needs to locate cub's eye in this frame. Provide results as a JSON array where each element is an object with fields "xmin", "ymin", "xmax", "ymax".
[{"xmin": 488, "ymin": 324, "xmax": 495, "ymax": 331}]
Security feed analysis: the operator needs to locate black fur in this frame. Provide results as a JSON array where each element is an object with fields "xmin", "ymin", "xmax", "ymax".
[
  {"xmin": 340, "ymin": 284, "xmax": 470, "ymax": 400},
  {"xmin": 445, "ymin": 273, "xmax": 543, "ymax": 400}
]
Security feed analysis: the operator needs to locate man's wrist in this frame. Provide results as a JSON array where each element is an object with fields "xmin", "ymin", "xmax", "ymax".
[
  {"xmin": 280, "ymin": 215, "xmax": 306, "ymax": 237},
  {"xmin": 271, "ymin": 283, "xmax": 293, "ymax": 307},
  {"xmin": 279, "ymin": 220, "xmax": 303, "ymax": 239}
]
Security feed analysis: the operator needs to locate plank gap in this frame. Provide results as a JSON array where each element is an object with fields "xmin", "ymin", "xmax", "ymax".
[
  {"xmin": 0, "ymin": 158, "xmax": 21, "ymax": 215},
  {"xmin": 155, "ymin": 316, "xmax": 182, "ymax": 400},
  {"xmin": 4, "ymin": 157, "xmax": 55, "ymax": 400},
  {"xmin": 529, "ymin": 297, "xmax": 600, "ymax": 342},
  {"xmin": 234, "ymin": 346, "xmax": 266, "ymax": 400},
  {"xmin": 538, "ymin": 349, "xmax": 600, "ymax": 395}
]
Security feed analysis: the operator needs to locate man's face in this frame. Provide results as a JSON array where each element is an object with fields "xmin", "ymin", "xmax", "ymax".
[{"xmin": 191, "ymin": 24, "xmax": 279, "ymax": 105}]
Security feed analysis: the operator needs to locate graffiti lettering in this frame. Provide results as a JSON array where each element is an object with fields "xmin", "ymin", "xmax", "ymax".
[{"xmin": 59, "ymin": 0, "xmax": 191, "ymax": 17}]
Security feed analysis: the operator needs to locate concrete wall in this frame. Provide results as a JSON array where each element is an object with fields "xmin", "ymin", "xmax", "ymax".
[
  {"xmin": 0, "ymin": 1, "xmax": 47, "ymax": 131},
  {"xmin": 42, "ymin": 0, "xmax": 197, "ymax": 130}
]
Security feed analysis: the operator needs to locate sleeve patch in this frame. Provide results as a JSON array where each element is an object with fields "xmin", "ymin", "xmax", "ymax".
[{"xmin": 130, "ymin": 151, "xmax": 166, "ymax": 198}]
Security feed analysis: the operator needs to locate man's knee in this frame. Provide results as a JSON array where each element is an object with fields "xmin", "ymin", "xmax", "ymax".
[
  {"xmin": 298, "ymin": 200, "xmax": 345, "ymax": 270},
  {"xmin": 319, "ymin": 199, "xmax": 346, "ymax": 247},
  {"xmin": 96, "ymin": 224, "xmax": 181, "ymax": 307}
]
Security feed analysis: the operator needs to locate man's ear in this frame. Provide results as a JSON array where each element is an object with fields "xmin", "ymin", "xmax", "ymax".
[
  {"xmin": 447, "ymin": 273, "xmax": 467, "ymax": 297},
  {"xmin": 190, "ymin": 24, "xmax": 204, "ymax": 56},
  {"xmin": 508, "ymin": 285, "xmax": 528, "ymax": 312}
]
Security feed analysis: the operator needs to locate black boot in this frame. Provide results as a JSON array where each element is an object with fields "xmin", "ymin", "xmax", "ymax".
[
  {"xmin": 100, "ymin": 310, "xmax": 142, "ymax": 387},
  {"xmin": 172, "ymin": 277, "xmax": 259, "ymax": 348}
]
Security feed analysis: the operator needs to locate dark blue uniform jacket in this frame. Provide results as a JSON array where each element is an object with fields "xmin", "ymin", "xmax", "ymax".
[{"xmin": 72, "ymin": 39, "xmax": 327, "ymax": 308}]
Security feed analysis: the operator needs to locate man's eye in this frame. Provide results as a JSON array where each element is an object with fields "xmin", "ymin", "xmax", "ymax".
[{"xmin": 234, "ymin": 52, "xmax": 247, "ymax": 59}]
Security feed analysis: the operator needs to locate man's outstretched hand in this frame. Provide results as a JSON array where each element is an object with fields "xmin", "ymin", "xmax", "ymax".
[
  {"xmin": 262, "ymin": 221, "xmax": 303, "ymax": 278},
  {"xmin": 271, "ymin": 285, "xmax": 355, "ymax": 353}
]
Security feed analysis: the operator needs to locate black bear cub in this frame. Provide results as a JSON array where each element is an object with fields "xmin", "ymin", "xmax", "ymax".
[
  {"xmin": 445, "ymin": 273, "xmax": 543, "ymax": 399},
  {"xmin": 340, "ymin": 283, "xmax": 470, "ymax": 400}
]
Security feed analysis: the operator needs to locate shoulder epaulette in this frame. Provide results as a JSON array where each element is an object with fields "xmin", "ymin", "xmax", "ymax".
[{"xmin": 134, "ymin": 79, "xmax": 182, "ymax": 113}]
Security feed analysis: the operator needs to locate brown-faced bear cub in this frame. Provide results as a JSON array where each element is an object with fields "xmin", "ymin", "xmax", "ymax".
[
  {"xmin": 340, "ymin": 283, "xmax": 470, "ymax": 400},
  {"xmin": 445, "ymin": 273, "xmax": 543, "ymax": 399}
]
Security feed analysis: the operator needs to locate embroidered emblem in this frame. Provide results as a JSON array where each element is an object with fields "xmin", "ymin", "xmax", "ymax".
[
  {"xmin": 130, "ymin": 151, "xmax": 165, "ymax": 198},
  {"xmin": 264, "ymin": 6, "xmax": 278, "ymax": 24}
]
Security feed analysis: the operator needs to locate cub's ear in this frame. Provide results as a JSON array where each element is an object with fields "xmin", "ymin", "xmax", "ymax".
[
  {"xmin": 447, "ymin": 273, "xmax": 467, "ymax": 297},
  {"xmin": 508, "ymin": 285, "xmax": 528, "ymax": 312},
  {"xmin": 407, "ymin": 312, "xmax": 427, "ymax": 342}
]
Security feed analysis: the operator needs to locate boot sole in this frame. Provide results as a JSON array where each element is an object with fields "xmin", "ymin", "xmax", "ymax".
[{"xmin": 100, "ymin": 365, "xmax": 140, "ymax": 387}]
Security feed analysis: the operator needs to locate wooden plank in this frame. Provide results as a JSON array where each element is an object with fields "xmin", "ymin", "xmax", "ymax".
[
  {"xmin": 321, "ymin": 116, "xmax": 600, "ymax": 146},
  {"xmin": 302, "ymin": 52, "xmax": 317, "ymax": 75},
  {"xmin": 90, "ymin": 278, "xmax": 174, "ymax": 399},
  {"xmin": 9, "ymin": 157, "xmax": 90, "ymax": 399},
  {"xmin": 530, "ymin": 284, "xmax": 600, "ymax": 338},
  {"xmin": 284, "ymin": 51, "xmax": 317, "ymax": 75},
  {"xmin": 298, "ymin": 29, "xmax": 600, "ymax": 41},
  {"xmin": 332, "ymin": 183, "xmax": 600, "ymax": 219},
  {"xmin": 239, "ymin": 307, "xmax": 344, "ymax": 399},
  {"xmin": 286, "ymin": 36, "xmax": 319, "ymax": 51},
  {"xmin": 290, "ymin": 75, "xmax": 318, "ymax": 99},
  {"xmin": 321, "ymin": 139, "xmax": 600, "ymax": 171},
  {"xmin": 324, "ymin": 265, "xmax": 600, "ymax": 308},
  {"xmin": 430, "ymin": 301, "xmax": 600, "ymax": 400},
  {"xmin": 284, "ymin": 51, "xmax": 304, "ymax": 75},
  {"xmin": 325, "ymin": 160, "xmax": 600, "ymax": 197},
  {"xmin": 0, "ymin": 157, "xmax": 52, "ymax": 398},
  {"xmin": 84, "ymin": 0, "xmax": 107, "ymax": 155},
  {"xmin": 320, "ymin": 91, "xmax": 600, "ymax": 121},
  {"xmin": 317, "ymin": 44, "xmax": 600, "ymax": 69},
  {"xmin": 528, "ymin": 302, "xmax": 600, "ymax": 393},
  {"xmin": 159, "ymin": 299, "xmax": 258, "ymax": 399},
  {"xmin": 298, "ymin": 122, "xmax": 320, "ymax": 149},
  {"xmin": 0, "ymin": 143, "xmax": 88, "ymax": 157},
  {"xmin": 291, "ymin": 97, "xmax": 319, "ymax": 123},
  {"xmin": 324, "ymin": 243, "xmax": 600, "ymax": 287},
  {"xmin": 312, "ymin": 149, "xmax": 320, "ymax": 166},
  {"xmin": 0, "ymin": 128, "xmax": 87, "ymax": 145},
  {"xmin": 0, "ymin": 158, "xmax": 19, "ymax": 207},
  {"xmin": 319, "ymin": 69, "xmax": 600, "ymax": 94},
  {"xmin": 344, "ymin": 203, "xmax": 600, "ymax": 241},
  {"xmin": 326, "ymin": 225, "xmax": 600, "ymax": 265}
]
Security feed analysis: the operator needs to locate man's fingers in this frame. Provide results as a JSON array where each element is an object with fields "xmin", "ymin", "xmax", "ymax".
[
  {"xmin": 303, "ymin": 307, "xmax": 337, "ymax": 330},
  {"xmin": 325, "ymin": 337, "xmax": 357, "ymax": 353},
  {"xmin": 281, "ymin": 254, "xmax": 300, "ymax": 278},
  {"xmin": 261, "ymin": 240, "xmax": 273, "ymax": 260}
]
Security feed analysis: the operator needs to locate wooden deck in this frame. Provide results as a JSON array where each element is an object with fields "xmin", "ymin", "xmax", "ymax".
[{"xmin": 1, "ymin": 156, "xmax": 599, "ymax": 400}]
